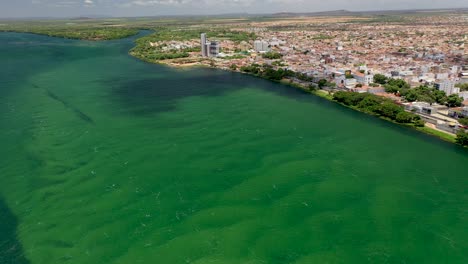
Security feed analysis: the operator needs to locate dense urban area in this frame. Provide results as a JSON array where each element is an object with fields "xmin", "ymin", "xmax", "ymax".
[{"xmin": 2, "ymin": 11, "xmax": 468, "ymax": 145}]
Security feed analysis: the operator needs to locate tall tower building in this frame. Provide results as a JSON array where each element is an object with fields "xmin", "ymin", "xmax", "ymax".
[{"xmin": 201, "ymin": 33, "xmax": 207, "ymax": 57}]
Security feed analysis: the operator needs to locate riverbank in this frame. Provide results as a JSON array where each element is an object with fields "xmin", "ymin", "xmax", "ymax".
[
  {"xmin": 151, "ymin": 59, "xmax": 460, "ymax": 145},
  {"xmin": 1, "ymin": 29, "xmax": 460, "ymax": 146}
]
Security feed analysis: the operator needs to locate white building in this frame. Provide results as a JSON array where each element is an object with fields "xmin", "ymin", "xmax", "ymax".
[
  {"xmin": 434, "ymin": 80, "xmax": 459, "ymax": 95},
  {"xmin": 254, "ymin": 40, "xmax": 270, "ymax": 52},
  {"xmin": 458, "ymin": 91, "xmax": 468, "ymax": 100},
  {"xmin": 353, "ymin": 73, "xmax": 374, "ymax": 85},
  {"xmin": 201, "ymin": 33, "xmax": 207, "ymax": 57},
  {"xmin": 201, "ymin": 33, "xmax": 220, "ymax": 57},
  {"xmin": 335, "ymin": 75, "xmax": 357, "ymax": 89}
]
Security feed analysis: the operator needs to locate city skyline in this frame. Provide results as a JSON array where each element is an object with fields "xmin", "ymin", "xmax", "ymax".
[{"xmin": 1, "ymin": 0, "xmax": 467, "ymax": 18}]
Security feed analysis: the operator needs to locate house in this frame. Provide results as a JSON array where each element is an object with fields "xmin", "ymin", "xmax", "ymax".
[
  {"xmin": 448, "ymin": 107, "xmax": 468, "ymax": 118},
  {"xmin": 404, "ymin": 102, "xmax": 437, "ymax": 115},
  {"xmin": 353, "ymin": 72, "xmax": 374, "ymax": 85}
]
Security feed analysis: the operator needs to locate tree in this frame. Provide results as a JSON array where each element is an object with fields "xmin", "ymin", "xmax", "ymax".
[
  {"xmin": 374, "ymin": 74, "xmax": 387, "ymax": 85},
  {"xmin": 357, "ymin": 95, "xmax": 382, "ymax": 112},
  {"xmin": 455, "ymin": 83, "xmax": 468, "ymax": 91},
  {"xmin": 308, "ymin": 84, "xmax": 317, "ymax": 91},
  {"xmin": 377, "ymin": 101, "xmax": 402, "ymax": 119},
  {"xmin": 229, "ymin": 64, "xmax": 238, "ymax": 71},
  {"xmin": 446, "ymin": 94, "xmax": 463, "ymax": 107},
  {"xmin": 387, "ymin": 78, "xmax": 410, "ymax": 89},
  {"xmin": 455, "ymin": 130, "xmax": 468, "ymax": 146},
  {"xmin": 396, "ymin": 111, "xmax": 414, "ymax": 123},
  {"xmin": 413, "ymin": 118, "xmax": 425, "ymax": 127},
  {"xmin": 262, "ymin": 52, "xmax": 282, "ymax": 59},
  {"xmin": 405, "ymin": 89, "xmax": 419, "ymax": 102},
  {"xmin": 434, "ymin": 90, "xmax": 448, "ymax": 105},
  {"xmin": 318, "ymin": 79, "xmax": 328, "ymax": 89},
  {"xmin": 459, "ymin": 117, "xmax": 468, "ymax": 126}
]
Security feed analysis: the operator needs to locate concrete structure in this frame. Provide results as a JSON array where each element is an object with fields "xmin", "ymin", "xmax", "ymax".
[
  {"xmin": 208, "ymin": 41, "xmax": 220, "ymax": 57},
  {"xmin": 335, "ymin": 75, "xmax": 357, "ymax": 89},
  {"xmin": 353, "ymin": 73, "xmax": 374, "ymax": 85},
  {"xmin": 459, "ymin": 91, "xmax": 468, "ymax": 101},
  {"xmin": 448, "ymin": 107, "xmax": 468, "ymax": 118},
  {"xmin": 404, "ymin": 102, "xmax": 437, "ymax": 115},
  {"xmin": 201, "ymin": 33, "xmax": 220, "ymax": 57},
  {"xmin": 254, "ymin": 40, "xmax": 270, "ymax": 52},
  {"xmin": 434, "ymin": 80, "xmax": 459, "ymax": 95},
  {"xmin": 201, "ymin": 33, "xmax": 208, "ymax": 57}
]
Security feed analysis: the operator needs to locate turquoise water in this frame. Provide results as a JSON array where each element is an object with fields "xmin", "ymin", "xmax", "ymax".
[{"xmin": 0, "ymin": 32, "xmax": 467, "ymax": 264}]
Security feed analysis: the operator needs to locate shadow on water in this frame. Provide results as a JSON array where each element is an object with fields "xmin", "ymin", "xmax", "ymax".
[
  {"xmin": 0, "ymin": 197, "xmax": 30, "ymax": 264},
  {"xmin": 108, "ymin": 67, "xmax": 318, "ymax": 116}
]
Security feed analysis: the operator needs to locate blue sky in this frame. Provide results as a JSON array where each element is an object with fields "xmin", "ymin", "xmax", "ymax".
[{"xmin": 1, "ymin": 0, "xmax": 466, "ymax": 18}]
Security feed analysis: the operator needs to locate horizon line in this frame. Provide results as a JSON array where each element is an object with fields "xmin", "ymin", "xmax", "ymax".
[{"xmin": 1, "ymin": 6, "xmax": 467, "ymax": 20}]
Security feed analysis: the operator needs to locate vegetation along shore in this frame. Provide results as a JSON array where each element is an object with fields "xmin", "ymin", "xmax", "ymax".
[{"xmin": 1, "ymin": 13, "xmax": 467, "ymax": 147}]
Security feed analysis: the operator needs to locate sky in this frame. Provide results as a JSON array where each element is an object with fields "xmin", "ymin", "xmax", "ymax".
[{"xmin": 0, "ymin": 0, "xmax": 467, "ymax": 18}]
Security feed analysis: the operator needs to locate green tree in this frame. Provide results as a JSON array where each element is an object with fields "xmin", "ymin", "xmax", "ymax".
[
  {"xmin": 413, "ymin": 118, "xmax": 425, "ymax": 127},
  {"xmin": 446, "ymin": 94, "xmax": 463, "ymax": 107},
  {"xmin": 387, "ymin": 78, "xmax": 410, "ymax": 89},
  {"xmin": 357, "ymin": 95, "xmax": 382, "ymax": 112},
  {"xmin": 373, "ymin": 74, "xmax": 387, "ymax": 85},
  {"xmin": 318, "ymin": 79, "xmax": 328, "ymax": 89},
  {"xmin": 455, "ymin": 130, "xmax": 468, "ymax": 146},
  {"xmin": 455, "ymin": 83, "xmax": 468, "ymax": 91},
  {"xmin": 395, "ymin": 111, "xmax": 414, "ymax": 123},
  {"xmin": 308, "ymin": 84, "xmax": 317, "ymax": 91},
  {"xmin": 459, "ymin": 117, "xmax": 468, "ymax": 126},
  {"xmin": 377, "ymin": 102, "xmax": 402, "ymax": 119},
  {"xmin": 405, "ymin": 89, "xmax": 419, "ymax": 102},
  {"xmin": 229, "ymin": 64, "xmax": 238, "ymax": 71},
  {"xmin": 262, "ymin": 52, "xmax": 282, "ymax": 59},
  {"xmin": 434, "ymin": 90, "xmax": 448, "ymax": 104}
]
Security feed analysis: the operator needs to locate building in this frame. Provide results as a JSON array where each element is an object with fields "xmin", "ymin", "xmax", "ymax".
[
  {"xmin": 434, "ymin": 80, "xmax": 459, "ymax": 95},
  {"xmin": 353, "ymin": 72, "xmax": 374, "ymax": 85},
  {"xmin": 448, "ymin": 107, "xmax": 468, "ymax": 118},
  {"xmin": 460, "ymin": 72, "xmax": 468, "ymax": 84},
  {"xmin": 254, "ymin": 40, "xmax": 270, "ymax": 52},
  {"xmin": 404, "ymin": 102, "xmax": 437, "ymax": 115},
  {"xmin": 201, "ymin": 33, "xmax": 220, "ymax": 57},
  {"xmin": 201, "ymin": 33, "xmax": 207, "ymax": 57},
  {"xmin": 459, "ymin": 91, "xmax": 468, "ymax": 101},
  {"xmin": 335, "ymin": 74, "xmax": 357, "ymax": 89},
  {"xmin": 208, "ymin": 41, "xmax": 220, "ymax": 57}
]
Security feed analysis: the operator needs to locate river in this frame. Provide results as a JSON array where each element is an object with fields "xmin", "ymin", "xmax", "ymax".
[{"xmin": 0, "ymin": 32, "xmax": 467, "ymax": 263}]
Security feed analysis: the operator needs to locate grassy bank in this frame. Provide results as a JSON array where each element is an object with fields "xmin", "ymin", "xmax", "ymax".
[{"xmin": 414, "ymin": 126, "xmax": 456, "ymax": 143}]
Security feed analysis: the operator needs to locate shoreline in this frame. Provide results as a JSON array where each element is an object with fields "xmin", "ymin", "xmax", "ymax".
[
  {"xmin": 1, "ymin": 30, "xmax": 461, "ymax": 146},
  {"xmin": 147, "ymin": 58, "xmax": 461, "ymax": 145}
]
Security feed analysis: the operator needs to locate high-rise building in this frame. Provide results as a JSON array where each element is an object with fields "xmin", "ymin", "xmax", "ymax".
[
  {"xmin": 209, "ymin": 41, "xmax": 220, "ymax": 57},
  {"xmin": 201, "ymin": 33, "xmax": 220, "ymax": 57},
  {"xmin": 435, "ymin": 80, "xmax": 458, "ymax": 95},
  {"xmin": 254, "ymin": 40, "xmax": 270, "ymax": 52},
  {"xmin": 201, "ymin": 33, "xmax": 208, "ymax": 57}
]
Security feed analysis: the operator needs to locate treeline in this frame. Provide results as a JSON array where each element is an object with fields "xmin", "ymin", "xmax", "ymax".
[
  {"xmin": 333, "ymin": 91, "xmax": 425, "ymax": 126},
  {"xmin": 2, "ymin": 28, "xmax": 139, "ymax": 41},
  {"xmin": 262, "ymin": 52, "xmax": 282, "ymax": 59},
  {"xmin": 456, "ymin": 130, "xmax": 468, "ymax": 146},
  {"xmin": 239, "ymin": 64, "xmax": 297, "ymax": 81},
  {"xmin": 131, "ymin": 28, "xmax": 256, "ymax": 62},
  {"xmin": 373, "ymin": 74, "xmax": 463, "ymax": 107}
]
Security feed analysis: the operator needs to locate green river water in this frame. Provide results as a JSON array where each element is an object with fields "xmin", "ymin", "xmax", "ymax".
[{"xmin": 0, "ymin": 32, "xmax": 467, "ymax": 264}]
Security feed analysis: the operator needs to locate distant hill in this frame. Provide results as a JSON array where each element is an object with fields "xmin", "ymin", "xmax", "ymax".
[
  {"xmin": 267, "ymin": 8, "xmax": 468, "ymax": 18},
  {"xmin": 271, "ymin": 10, "xmax": 353, "ymax": 17}
]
